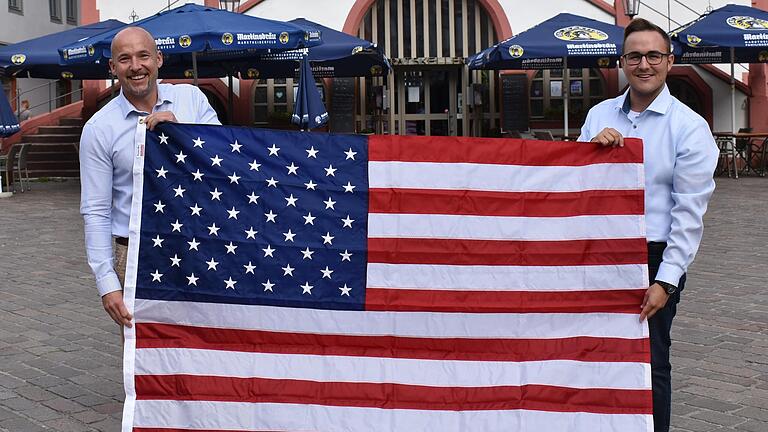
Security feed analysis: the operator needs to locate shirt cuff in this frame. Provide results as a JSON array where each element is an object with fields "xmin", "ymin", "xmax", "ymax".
[
  {"xmin": 96, "ymin": 273, "xmax": 123, "ymax": 297},
  {"xmin": 655, "ymin": 262, "xmax": 683, "ymax": 287}
]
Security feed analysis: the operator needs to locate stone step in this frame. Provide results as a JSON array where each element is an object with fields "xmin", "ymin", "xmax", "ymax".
[
  {"xmin": 22, "ymin": 134, "xmax": 81, "ymax": 143},
  {"xmin": 37, "ymin": 125, "xmax": 82, "ymax": 135},
  {"xmin": 58, "ymin": 117, "xmax": 83, "ymax": 126},
  {"xmin": 26, "ymin": 151, "xmax": 79, "ymax": 163},
  {"xmin": 25, "ymin": 168, "xmax": 80, "ymax": 179}
]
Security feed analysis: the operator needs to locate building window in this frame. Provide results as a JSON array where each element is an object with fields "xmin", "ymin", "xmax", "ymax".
[
  {"xmin": 66, "ymin": 0, "xmax": 77, "ymax": 24},
  {"xmin": 8, "ymin": 0, "xmax": 22, "ymax": 14},
  {"xmin": 253, "ymin": 78, "xmax": 294, "ymax": 127},
  {"xmin": 530, "ymin": 68, "xmax": 605, "ymax": 122},
  {"xmin": 49, "ymin": 0, "xmax": 62, "ymax": 23}
]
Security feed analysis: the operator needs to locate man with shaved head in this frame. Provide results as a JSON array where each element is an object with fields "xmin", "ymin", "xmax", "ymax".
[{"xmin": 79, "ymin": 26, "xmax": 220, "ymax": 329}]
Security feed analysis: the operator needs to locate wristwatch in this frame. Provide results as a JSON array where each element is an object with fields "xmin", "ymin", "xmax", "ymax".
[{"xmin": 655, "ymin": 280, "xmax": 677, "ymax": 296}]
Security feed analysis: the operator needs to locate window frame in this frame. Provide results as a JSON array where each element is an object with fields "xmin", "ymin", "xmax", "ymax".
[
  {"xmin": 65, "ymin": 0, "xmax": 77, "ymax": 25},
  {"xmin": 49, "ymin": 0, "xmax": 62, "ymax": 23},
  {"xmin": 8, "ymin": 0, "xmax": 23, "ymax": 15}
]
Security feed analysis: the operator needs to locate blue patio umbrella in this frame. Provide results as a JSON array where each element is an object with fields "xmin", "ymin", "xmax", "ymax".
[
  {"xmin": 58, "ymin": 3, "xmax": 322, "ymax": 83},
  {"xmin": 467, "ymin": 12, "xmax": 624, "ymax": 133},
  {"xmin": 0, "ymin": 19, "xmax": 125, "ymax": 79},
  {"xmin": 291, "ymin": 56, "xmax": 328, "ymax": 130},
  {"xmin": 0, "ymin": 93, "xmax": 20, "ymax": 138},
  {"xmin": 238, "ymin": 18, "xmax": 390, "ymax": 79},
  {"xmin": 671, "ymin": 4, "xmax": 768, "ymax": 132}
]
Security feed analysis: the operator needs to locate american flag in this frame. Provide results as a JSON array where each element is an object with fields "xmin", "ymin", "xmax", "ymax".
[{"xmin": 122, "ymin": 123, "xmax": 653, "ymax": 431}]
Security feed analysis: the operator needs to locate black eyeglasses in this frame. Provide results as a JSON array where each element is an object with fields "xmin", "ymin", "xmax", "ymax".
[{"xmin": 622, "ymin": 51, "xmax": 672, "ymax": 66}]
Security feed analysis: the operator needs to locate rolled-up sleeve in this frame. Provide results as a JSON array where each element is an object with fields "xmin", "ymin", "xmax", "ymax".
[
  {"xmin": 656, "ymin": 117, "xmax": 719, "ymax": 285},
  {"xmin": 79, "ymin": 123, "xmax": 122, "ymax": 296}
]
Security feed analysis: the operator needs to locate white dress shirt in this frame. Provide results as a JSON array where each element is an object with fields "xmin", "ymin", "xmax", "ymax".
[
  {"xmin": 578, "ymin": 85, "xmax": 718, "ymax": 287},
  {"xmin": 79, "ymin": 83, "xmax": 220, "ymax": 296}
]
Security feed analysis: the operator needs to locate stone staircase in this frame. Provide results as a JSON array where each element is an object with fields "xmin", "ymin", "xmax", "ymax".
[{"xmin": 22, "ymin": 117, "xmax": 82, "ymax": 179}]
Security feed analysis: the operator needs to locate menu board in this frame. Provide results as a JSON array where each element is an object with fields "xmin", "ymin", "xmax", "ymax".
[
  {"xmin": 500, "ymin": 74, "xmax": 529, "ymax": 133},
  {"xmin": 330, "ymin": 78, "xmax": 356, "ymax": 133}
]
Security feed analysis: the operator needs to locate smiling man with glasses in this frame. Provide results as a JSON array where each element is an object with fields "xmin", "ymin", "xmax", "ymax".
[{"xmin": 578, "ymin": 18, "xmax": 718, "ymax": 432}]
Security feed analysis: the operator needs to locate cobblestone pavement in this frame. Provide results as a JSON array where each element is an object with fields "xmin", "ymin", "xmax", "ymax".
[{"xmin": 0, "ymin": 178, "xmax": 766, "ymax": 431}]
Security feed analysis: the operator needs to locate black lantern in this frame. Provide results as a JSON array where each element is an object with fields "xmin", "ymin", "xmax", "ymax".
[
  {"xmin": 622, "ymin": 0, "xmax": 641, "ymax": 19},
  {"xmin": 219, "ymin": 0, "xmax": 241, "ymax": 13}
]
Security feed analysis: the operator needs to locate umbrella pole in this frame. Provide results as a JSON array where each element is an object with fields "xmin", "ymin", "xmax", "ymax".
[
  {"xmin": 563, "ymin": 58, "xmax": 569, "ymax": 138},
  {"xmin": 228, "ymin": 74, "xmax": 234, "ymax": 124},
  {"xmin": 730, "ymin": 47, "xmax": 736, "ymax": 134},
  {"xmin": 192, "ymin": 52, "xmax": 199, "ymax": 87}
]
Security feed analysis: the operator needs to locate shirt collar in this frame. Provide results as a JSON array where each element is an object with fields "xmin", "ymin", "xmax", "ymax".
[
  {"xmin": 116, "ymin": 83, "xmax": 173, "ymax": 118},
  {"xmin": 615, "ymin": 84, "xmax": 673, "ymax": 115}
]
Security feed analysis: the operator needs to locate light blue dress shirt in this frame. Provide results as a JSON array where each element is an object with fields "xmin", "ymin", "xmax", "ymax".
[
  {"xmin": 578, "ymin": 85, "xmax": 718, "ymax": 287},
  {"xmin": 79, "ymin": 83, "xmax": 220, "ymax": 296}
]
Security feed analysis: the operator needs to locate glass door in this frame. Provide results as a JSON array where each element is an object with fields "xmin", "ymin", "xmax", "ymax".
[{"xmin": 397, "ymin": 67, "xmax": 460, "ymax": 136}]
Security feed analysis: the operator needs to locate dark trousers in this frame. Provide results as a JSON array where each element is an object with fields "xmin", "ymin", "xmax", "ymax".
[{"xmin": 647, "ymin": 242, "xmax": 686, "ymax": 432}]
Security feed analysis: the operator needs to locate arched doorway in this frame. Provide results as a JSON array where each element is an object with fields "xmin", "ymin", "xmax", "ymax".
[{"xmin": 348, "ymin": 0, "xmax": 509, "ymax": 136}]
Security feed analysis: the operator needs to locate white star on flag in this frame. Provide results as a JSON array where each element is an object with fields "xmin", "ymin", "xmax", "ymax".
[
  {"xmin": 210, "ymin": 188, "xmax": 222, "ymax": 201},
  {"xmin": 265, "ymin": 210, "xmax": 277, "ymax": 223},
  {"xmin": 206, "ymin": 258, "xmax": 219, "ymax": 271},
  {"xmin": 150, "ymin": 270, "xmax": 163, "ymax": 282},
  {"xmin": 170, "ymin": 254, "xmax": 181, "ymax": 267},
  {"xmin": 286, "ymin": 162, "xmax": 299, "ymax": 175},
  {"xmin": 262, "ymin": 245, "xmax": 276, "ymax": 257},
  {"xmin": 244, "ymin": 262, "xmax": 256, "ymax": 274},
  {"xmin": 191, "ymin": 169, "xmax": 204, "ymax": 181},
  {"xmin": 266, "ymin": 177, "xmax": 279, "ymax": 187},
  {"xmin": 210, "ymin": 155, "xmax": 223, "ymax": 166},
  {"xmin": 304, "ymin": 180, "xmax": 317, "ymax": 190},
  {"xmin": 152, "ymin": 235, "xmax": 164, "ymax": 247},
  {"xmin": 283, "ymin": 230, "xmax": 296, "ymax": 242},
  {"xmin": 282, "ymin": 264, "xmax": 295, "ymax": 276},
  {"xmin": 285, "ymin": 194, "xmax": 298, "ymax": 207},
  {"xmin": 230, "ymin": 140, "xmax": 242, "ymax": 153},
  {"xmin": 301, "ymin": 282, "xmax": 314, "ymax": 294},
  {"xmin": 340, "ymin": 250, "xmax": 353, "ymax": 261},
  {"xmin": 207, "ymin": 223, "xmax": 220, "ymax": 236},
  {"xmin": 187, "ymin": 273, "xmax": 199, "ymax": 286},
  {"xmin": 343, "ymin": 182, "xmax": 356, "ymax": 193},
  {"xmin": 262, "ymin": 280, "xmax": 275, "ymax": 292},
  {"xmin": 192, "ymin": 137, "xmax": 205, "ymax": 148},
  {"xmin": 225, "ymin": 242, "xmax": 238, "ymax": 254},
  {"xmin": 342, "ymin": 216, "xmax": 354, "ymax": 228},
  {"xmin": 301, "ymin": 247, "xmax": 314, "ymax": 260},
  {"xmin": 228, "ymin": 172, "xmax": 241, "ymax": 184},
  {"xmin": 249, "ymin": 160, "xmax": 261, "ymax": 171},
  {"xmin": 173, "ymin": 185, "xmax": 185, "ymax": 197},
  {"xmin": 324, "ymin": 197, "xmax": 336, "ymax": 210},
  {"xmin": 171, "ymin": 220, "xmax": 183, "ymax": 232},
  {"xmin": 247, "ymin": 192, "xmax": 260, "ymax": 204},
  {"xmin": 156, "ymin": 166, "xmax": 168, "ymax": 178},
  {"xmin": 322, "ymin": 232, "xmax": 335, "ymax": 245},
  {"xmin": 227, "ymin": 207, "xmax": 240, "ymax": 219},
  {"xmin": 158, "ymin": 133, "xmax": 169, "ymax": 144},
  {"xmin": 325, "ymin": 164, "xmax": 337, "ymax": 177},
  {"xmin": 175, "ymin": 151, "xmax": 187, "ymax": 163},
  {"xmin": 306, "ymin": 146, "xmax": 319, "ymax": 158},
  {"xmin": 344, "ymin": 148, "xmax": 357, "ymax": 160},
  {"xmin": 245, "ymin": 227, "xmax": 258, "ymax": 239},
  {"xmin": 190, "ymin": 203, "xmax": 202, "ymax": 216},
  {"xmin": 339, "ymin": 283, "xmax": 352, "ymax": 296},
  {"xmin": 320, "ymin": 266, "xmax": 334, "ymax": 279},
  {"xmin": 154, "ymin": 201, "xmax": 165, "ymax": 213},
  {"xmin": 303, "ymin": 212, "xmax": 316, "ymax": 225},
  {"xmin": 224, "ymin": 277, "xmax": 237, "ymax": 290},
  {"xmin": 267, "ymin": 143, "xmax": 280, "ymax": 156},
  {"xmin": 187, "ymin": 238, "xmax": 200, "ymax": 251}
]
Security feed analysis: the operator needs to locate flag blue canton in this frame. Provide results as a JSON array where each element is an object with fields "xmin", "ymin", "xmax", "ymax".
[{"xmin": 136, "ymin": 124, "xmax": 369, "ymax": 310}]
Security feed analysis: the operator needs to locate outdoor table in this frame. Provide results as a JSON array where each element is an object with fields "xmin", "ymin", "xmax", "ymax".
[{"xmin": 712, "ymin": 132, "xmax": 768, "ymax": 178}]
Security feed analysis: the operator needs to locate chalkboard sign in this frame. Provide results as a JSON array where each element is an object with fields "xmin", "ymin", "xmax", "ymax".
[
  {"xmin": 330, "ymin": 78, "xmax": 356, "ymax": 133},
  {"xmin": 500, "ymin": 74, "xmax": 529, "ymax": 133}
]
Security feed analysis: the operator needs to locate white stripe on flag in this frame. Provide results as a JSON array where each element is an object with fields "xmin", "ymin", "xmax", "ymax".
[
  {"xmin": 134, "ymin": 299, "xmax": 648, "ymax": 340},
  {"xmin": 367, "ymin": 214, "xmax": 645, "ymax": 240},
  {"xmin": 366, "ymin": 263, "xmax": 648, "ymax": 291},
  {"xmin": 135, "ymin": 348, "xmax": 651, "ymax": 390},
  {"xmin": 368, "ymin": 161, "xmax": 644, "ymax": 192},
  {"xmin": 133, "ymin": 400, "xmax": 654, "ymax": 432}
]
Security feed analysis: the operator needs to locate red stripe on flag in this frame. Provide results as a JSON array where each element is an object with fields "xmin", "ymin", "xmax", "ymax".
[
  {"xmin": 135, "ymin": 323, "xmax": 649, "ymax": 363},
  {"xmin": 369, "ymin": 189, "xmax": 645, "ymax": 217},
  {"xmin": 368, "ymin": 135, "xmax": 644, "ymax": 165},
  {"xmin": 135, "ymin": 375, "xmax": 653, "ymax": 415},
  {"xmin": 368, "ymin": 238, "xmax": 648, "ymax": 266},
  {"xmin": 364, "ymin": 288, "xmax": 646, "ymax": 314}
]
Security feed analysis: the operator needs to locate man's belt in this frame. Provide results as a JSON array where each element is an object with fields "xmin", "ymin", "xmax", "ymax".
[{"xmin": 115, "ymin": 237, "xmax": 129, "ymax": 246}]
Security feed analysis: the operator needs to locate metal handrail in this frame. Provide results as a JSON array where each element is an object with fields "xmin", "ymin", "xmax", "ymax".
[{"xmin": 15, "ymin": 80, "xmax": 83, "ymax": 118}]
